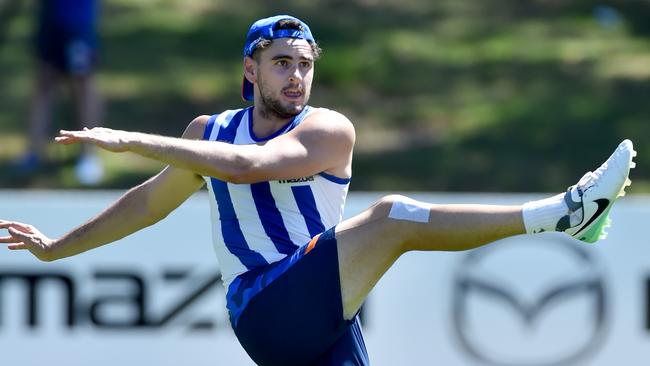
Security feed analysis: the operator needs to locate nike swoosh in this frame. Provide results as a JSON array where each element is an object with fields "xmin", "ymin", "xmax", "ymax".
[{"xmin": 573, "ymin": 198, "xmax": 610, "ymax": 236}]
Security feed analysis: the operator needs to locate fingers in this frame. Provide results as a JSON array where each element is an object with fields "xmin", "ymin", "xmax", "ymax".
[
  {"xmin": 0, "ymin": 223, "xmax": 30, "ymax": 250},
  {"xmin": 59, "ymin": 129, "xmax": 88, "ymax": 136},
  {"xmin": 55, "ymin": 128, "xmax": 112, "ymax": 145},
  {"xmin": 0, "ymin": 220, "xmax": 33, "ymax": 233},
  {"xmin": 8, "ymin": 243, "xmax": 27, "ymax": 250},
  {"xmin": 4, "ymin": 228, "xmax": 34, "ymax": 252},
  {"xmin": 54, "ymin": 135, "xmax": 79, "ymax": 145},
  {"xmin": 0, "ymin": 235, "xmax": 22, "ymax": 243},
  {"xmin": 7, "ymin": 226, "xmax": 31, "ymax": 241},
  {"xmin": 0, "ymin": 222, "xmax": 34, "ymax": 249},
  {"xmin": 59, "ymin": 127, "xmax": 109, "ymax": 136},
  {"xmin": 56, "ymin": 129, "xmax": 89, "ymax": 145},
  {"xmin": 56, "ymin": 129, "xmax": 92, "ymax": 139}
]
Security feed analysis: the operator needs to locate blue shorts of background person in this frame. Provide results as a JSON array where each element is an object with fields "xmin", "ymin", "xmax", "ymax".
[{"xmin": 34, "ymin": 0, "xmax": 99, "ymax": 76}]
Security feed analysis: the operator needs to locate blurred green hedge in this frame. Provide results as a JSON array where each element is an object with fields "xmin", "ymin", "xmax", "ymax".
[{"xmin": 0, "ymin": 0, "xmax": 648, "ymax": 192}]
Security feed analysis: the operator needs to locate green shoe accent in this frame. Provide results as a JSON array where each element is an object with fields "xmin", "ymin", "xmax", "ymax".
[{"xmin": 578, "ymin": 206, "xmax": 613, "ymax": 243}]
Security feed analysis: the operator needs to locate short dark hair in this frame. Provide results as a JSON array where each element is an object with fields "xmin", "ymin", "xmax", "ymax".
[{"xmin": 252, "ymin": 19, "xmax": 322, "ymax": 60}]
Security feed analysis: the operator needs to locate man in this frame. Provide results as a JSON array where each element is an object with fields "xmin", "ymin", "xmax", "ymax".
[
  {"xmin": 12, "ymin": 0, "xmax": 104, "ymax": 184},
  {"xmin": 0, "ymin": 15, "xmax": 636, "ymax": 366}
]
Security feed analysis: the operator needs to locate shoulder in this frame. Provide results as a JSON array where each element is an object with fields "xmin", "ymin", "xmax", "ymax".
[
  {"xmin": 182, "ymin": 115, "xmax": 211, "ymax": 139},
  {"xmin": 184, "ymin": 109, "xmax": 247, "ymax": 140},
  {"xmin": 298, "ymin": 108, "xmax": 355, "ymax": 144},
  {"xmin": 306, "ymin": 108, "xmax": 354, "ymax": 129}
]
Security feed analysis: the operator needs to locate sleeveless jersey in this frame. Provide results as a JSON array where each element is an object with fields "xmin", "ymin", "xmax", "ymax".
[{"xmin": 201, "ymin": 106, "xmax": 350, "ymax": 289}]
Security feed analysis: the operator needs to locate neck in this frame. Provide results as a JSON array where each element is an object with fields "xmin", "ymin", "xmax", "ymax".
[{"xmin": 251, "ymin": 103, "xmax": 299, "ymax": 140}]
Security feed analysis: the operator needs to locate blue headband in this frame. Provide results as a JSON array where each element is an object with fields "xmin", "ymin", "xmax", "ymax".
[{"xmin": 241, "ymin": 15, "xmax": 316, "ymax": 101}]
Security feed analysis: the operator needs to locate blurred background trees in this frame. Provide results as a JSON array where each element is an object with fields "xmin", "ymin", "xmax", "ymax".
[{"xmin": 0, "ymin": 0, "xmax": 648, "ymax": 192}]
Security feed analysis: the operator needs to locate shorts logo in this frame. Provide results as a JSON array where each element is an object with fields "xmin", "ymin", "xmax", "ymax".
[{"xmin": 451, "ymin": 235, "xmax": 608, "ymax": 366}]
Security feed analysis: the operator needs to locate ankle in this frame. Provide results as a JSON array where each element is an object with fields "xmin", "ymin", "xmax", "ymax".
[{"xmin": 522, "ymin": 193, "xmax": 568, "ymax": 234}]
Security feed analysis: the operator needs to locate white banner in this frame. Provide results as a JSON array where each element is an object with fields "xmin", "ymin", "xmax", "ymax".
[{"xmin": 0, "ymin": 191, "xmax": 648, "ymax": 365}]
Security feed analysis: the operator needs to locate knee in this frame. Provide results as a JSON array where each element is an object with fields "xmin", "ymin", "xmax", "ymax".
[
  {"xmin": 372, "ymin": 194, "xmax": 432, "ymax": 232},
  {"xmin": 350, "ymin": 195, "xmax": 410, "ymax": 234},
  {"xmin": 370, "ymin": 194, "xmax": 411, "ymax": 219},
  {"xmin": 354, "ymin": 194, "xmax": 429, "ymax": 234},
  {"xmin": 354, "ymin": 195, "xmax": 413, "ymax": 252},
  {"xmin": 377, "ymin": 194, "xmax": 433, "ymax": 231}
]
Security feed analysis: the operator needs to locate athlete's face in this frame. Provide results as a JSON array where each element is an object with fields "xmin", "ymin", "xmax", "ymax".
[{"xmin": 247, "ymin": 38, "xmax": 314, "ymax": 119}]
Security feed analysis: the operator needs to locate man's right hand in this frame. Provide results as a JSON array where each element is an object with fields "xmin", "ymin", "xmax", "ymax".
[{"xmin": 0, "ymin": 220, "xmax": 57, "ymax": 261}]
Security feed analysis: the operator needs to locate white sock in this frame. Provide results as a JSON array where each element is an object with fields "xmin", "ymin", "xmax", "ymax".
[{"xmin": 522, "ymin": 193, "xmax": 569, "ymax": 234}]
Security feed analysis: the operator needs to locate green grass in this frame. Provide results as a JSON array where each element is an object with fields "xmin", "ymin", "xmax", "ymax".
[{"xmin": 0, "ymin": 0, "xmax": 649, "ymax": 191}]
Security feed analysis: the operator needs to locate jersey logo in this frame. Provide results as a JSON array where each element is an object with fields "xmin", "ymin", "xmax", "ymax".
[{"xmin": 277, "ymin": 176, "xmax": 314, "ymax": 184}]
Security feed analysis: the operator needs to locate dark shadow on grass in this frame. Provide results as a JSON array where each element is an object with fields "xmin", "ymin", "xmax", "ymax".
[
  {"xmin": 0, "ymin": 0, "xmax": 648, "ymax": 190},
  {"xmin": 352, "ymin": 59, "xmax": 649, "ymax": 192}
]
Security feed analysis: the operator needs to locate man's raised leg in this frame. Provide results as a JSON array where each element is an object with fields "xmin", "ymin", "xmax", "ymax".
[
  {"xmin": 334, "ymin": 139, "xmax": 635, "ymax": 320},
  {"xmin": 334, "ymin": 197, "xmax": 525, "ymax": 319}
]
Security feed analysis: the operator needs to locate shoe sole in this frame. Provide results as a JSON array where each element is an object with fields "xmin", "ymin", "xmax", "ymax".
[{"xmin": 580, "ymin": 145, "xmax": 636, "ymax": 243}]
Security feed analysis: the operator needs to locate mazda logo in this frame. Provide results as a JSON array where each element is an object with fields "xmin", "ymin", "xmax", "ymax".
[{"xmin": 452, "ymin": 234, "xmax": 608, "ymax": 366}]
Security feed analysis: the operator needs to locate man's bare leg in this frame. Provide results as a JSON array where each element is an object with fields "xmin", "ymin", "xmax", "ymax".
[
  {"xmin": 333, "ymin": 140, "xmax": 635, "ymax": 320},
  {"xmin": 334, "ymin": 195, "xmax": 524, "ymax": 320}
]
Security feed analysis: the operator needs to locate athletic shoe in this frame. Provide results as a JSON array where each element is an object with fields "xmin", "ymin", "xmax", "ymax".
[{"xmin": 558, "ymin": 139, "xmax": 636, "ymax": 243}]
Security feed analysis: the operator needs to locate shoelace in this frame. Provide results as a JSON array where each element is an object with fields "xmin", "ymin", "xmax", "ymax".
[
  {"xmin": 577, "ymin": 156, "xmax": 611, "ymax": 194},
  {"xmin": 569, "ymin": 161, "xmax": 611, "ymax": 227},
  {"xmin": 576, "ymin": 171, "xmax": 599, "ymax": 194}
]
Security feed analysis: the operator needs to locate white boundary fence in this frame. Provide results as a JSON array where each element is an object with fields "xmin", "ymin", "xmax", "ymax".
[{"xmin": 0, "ymin": 191, "xmax": 648, "ymax": 365}]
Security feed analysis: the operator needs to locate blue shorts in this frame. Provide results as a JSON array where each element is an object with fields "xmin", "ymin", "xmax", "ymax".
[
  {"xmin": 228, "ymin": 227, "xmax": 370, "ymax": 366},
  {"xmin": 35, "ymin": 24, "xmax": 97, "ymax": 76}
]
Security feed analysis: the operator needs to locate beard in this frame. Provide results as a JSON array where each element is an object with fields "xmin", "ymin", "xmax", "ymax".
[{"xmin": 257, "ymin": 81, "xmax": 307, "ymax": 120}]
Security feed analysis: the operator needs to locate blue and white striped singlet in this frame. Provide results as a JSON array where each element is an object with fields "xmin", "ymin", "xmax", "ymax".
[{"xmin": 201, "ymin": 106, "xmax": 350, "ymax": 290}]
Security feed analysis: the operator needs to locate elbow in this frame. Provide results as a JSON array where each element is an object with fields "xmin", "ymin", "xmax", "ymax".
[
  {"xmin": 226, "ymin": 172, "xmax": 248, "ymax": 184},
  {"xmin": 145, "ymin": 200, "xmax": 172, "ymax": 226},
  {"xmin": 227, "ymin": 169, "xmax": 257, "ymax": 185},
  {"xmin": 223, "ymin": 154, "xmax": 259, "ymax": 184},
  {"xmin": 197, "ymin": 150, "xmax": 261, "ymax": 184},
  {"xmin": 137, "ymin": 184, "xmax": 172, "ymax": 227}
]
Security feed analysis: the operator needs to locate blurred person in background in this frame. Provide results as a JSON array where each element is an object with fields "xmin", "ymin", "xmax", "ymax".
[
  {"xmin": 0, "ymin": 15, "xmax": 636, "ymax": 366},
  {"xmin": 0, "ymin": 0, "xmax": 22, "ymax": 48},
  {"xmin": 12, "ymin": 0, "xmax": 104, "ymax": 185}
]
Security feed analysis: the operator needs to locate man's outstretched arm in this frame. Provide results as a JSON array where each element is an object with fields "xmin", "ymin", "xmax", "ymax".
[
  {"xmin": 55, "ymin": 110, "xmax": 355, "ymax": 184},
  {"xmin": 0, "ymin": 121, "xmax": 206, "ymax": 261}
]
